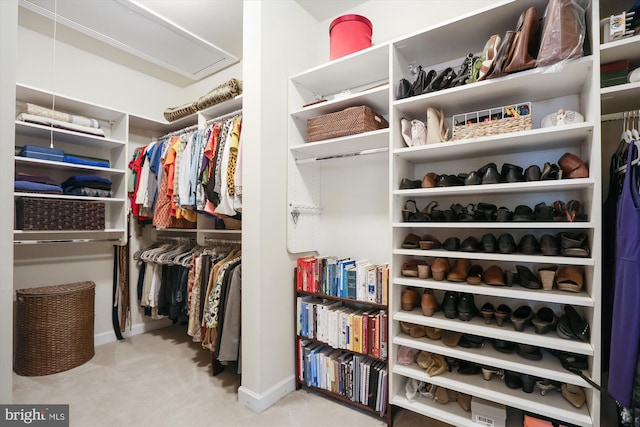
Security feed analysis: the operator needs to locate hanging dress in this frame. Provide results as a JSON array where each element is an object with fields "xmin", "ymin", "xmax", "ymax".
[{"xmin": 609, "ymin": 141, "xmax": 640, "ymax": 407}]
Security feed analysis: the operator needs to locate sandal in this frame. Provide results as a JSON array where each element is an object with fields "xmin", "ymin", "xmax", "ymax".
[
  {"xmin": 402, "ymin": 199, "xmax": 418, "ymax": 222},
  {"xmin": 401, "ymin": 233, "xmax": 421, "ymax": 249},
  {"xmin": 419, "ymin": 234, "xmax": 442, "ymax": 250}
]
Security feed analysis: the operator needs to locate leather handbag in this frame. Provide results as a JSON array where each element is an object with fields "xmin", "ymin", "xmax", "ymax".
[
  {"xmin": 410, "ymin": 66, "xmax": 430, "ymax": 96},
  {"xmin": 411, "ymin": 119, "xmax": 427, "ymax": 146},
  {"xmin": 396, "ymin": 78, "xmax": 413, "ymax": 99},
  {"xmin": 536, "ymin": 0, "xmax": 586, "ymax": 68},
  {"xmin": 503, "ymin": 7, "xmax": 541, "ymax": 74}
]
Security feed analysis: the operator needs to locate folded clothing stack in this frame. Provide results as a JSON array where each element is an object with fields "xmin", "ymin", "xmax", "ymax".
[
  {"xmin": 62, "ymin": 175, "xmax": 112, "ymax": 197},
  {"xmin": 14, "ymin": 172, "xmax": 62, "ymax": 194},
  {"xmin": 17, "ymin": 103, "xmax": 105, "ymax": 137}
]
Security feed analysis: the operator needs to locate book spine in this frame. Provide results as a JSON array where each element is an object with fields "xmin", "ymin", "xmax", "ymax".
[{"xmin": 380, "ymin": 310, "xmax": 388, "ymax": 360}]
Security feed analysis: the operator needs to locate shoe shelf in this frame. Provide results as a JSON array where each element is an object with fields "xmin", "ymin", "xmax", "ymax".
[
  {"xmin": 393, "ymin": 249, "xmax": 595, "ymax": 267},
  {"xmin": 394, "ymin": 57, "xmax": 593, "ymax": 119},
  {"xmin": 393, "ymin": 221, "xmax": 597, "ymax": 230},
  {"xmin": 392, "ymin": 394, "xmax": 477, "ymax": 427},
  {"xmin": 393, "ymin": 364, "xmax": 593, "ymax": 427},
  {"xmin": 290, "ymin": 128, "xmax": 389, "ymax": 161},
  {"xmin": 395, "ymin": 277, "xmax": 594, "ymax": 308},
  {"xmin": 392, "ymin": 122, "xmax": 593, "ymax": 161},
  {"xmin": 393, "ymin": 335, "xmax": 592, "ymax": 388},
  {"xmin": 393, "ymin": 178, "xmax": 595, "ymax": 197},
  {"xmin": 394, "ymin": 310, "xmax": 593, "ymax": 357}
]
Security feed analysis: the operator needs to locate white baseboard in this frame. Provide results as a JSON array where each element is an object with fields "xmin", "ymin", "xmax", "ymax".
[
  {"xmin": 238, "ymin": 375, "xmax": 296, "ymax": 413},
  {"xmin": 93, "ymin": 319, "xmax": 173, "ymax": 347}
]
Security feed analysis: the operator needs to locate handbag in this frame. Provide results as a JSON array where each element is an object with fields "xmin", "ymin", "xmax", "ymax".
[
  {"xmin": 396, "ymin": 78, "xmax": 414, "ymax": 99},
  {"xmin": 410, "ymin": 119, "xmax": 427, "ymax": 146},
  {"xmin": 410, "ymin": 66, "xmax": 430, "ymax": 96},
  {"xmin": 503, "ymin": 7, "xmax": 541, "ymax": 74},
  {"xmin": 426, "ymin": 107, "xmax": 449, "ymax": 144},
  {"xmin": 536, "ymin": 0, "xmax": 586, "ymax": 68}
]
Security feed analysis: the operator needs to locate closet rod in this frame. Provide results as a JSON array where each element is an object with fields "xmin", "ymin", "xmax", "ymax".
[
  {"xmin": 154, "ymin": 235, "xmax": 196, "ymax": 243},
  {"xmin": 203, "ymin": 237, "xmax": 241, "ymax": 245},
  {"xmin": 296, "ymin": 147, "xmax": 389, "ymax": 164},
  {"xmin": 14, "ymin": 237, "xmax": 122, "ymax": 245},
  {"xmin": 158, "ymin": 123, "xmax": 200, "ymax": 140},
  {"xmin": 206, "ymin": 108, "xmax": 243, "ymax": 125}
]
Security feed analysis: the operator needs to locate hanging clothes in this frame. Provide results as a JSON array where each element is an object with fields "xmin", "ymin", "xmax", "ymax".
[{"xmin": 609, "ymin": 141, "xmax": 640, "ymax": 408}]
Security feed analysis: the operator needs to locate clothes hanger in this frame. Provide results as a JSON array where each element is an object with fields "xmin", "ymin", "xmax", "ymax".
[
  {"xmin": 631, "ymin": 110, "xmax": 640, "ymax": 141},
  {"xmin": 614, "ymin": 112, "xmax": 632, "ymax": 172}
]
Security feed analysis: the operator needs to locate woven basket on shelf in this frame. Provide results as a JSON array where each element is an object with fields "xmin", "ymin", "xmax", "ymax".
[
  {"xmin": 452, "ymin": 102, "xmax": 532, "ymax": 140},
  {"xmin": 15, "ymin": 198, "xmax": 105, "ymax": 231},
  {"xmin": 14, "ymin": 281, "xmax": 95, "ymax": 376},
  {"xmin": 307, "ymin": 105, "xmax": 389, "ymax": 143},
  {"xmin": 223, "ymin": 217, "xmax": 242, "ymax": 230}
]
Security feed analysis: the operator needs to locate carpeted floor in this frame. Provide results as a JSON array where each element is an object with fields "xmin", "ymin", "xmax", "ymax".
[{"xmin": 12, "ymin": 324, "xmax": 450, "ymax": 427}]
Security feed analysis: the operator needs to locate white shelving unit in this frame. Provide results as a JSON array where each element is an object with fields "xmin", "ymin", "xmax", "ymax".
[
  {"xmin": 386, "ymin": 1, "xmax": 602, "ymax": 426},
  {"xmin": 285, "ymin": 1, "xmax": 607, "ymax": 425},
  {"xmin": 287, "ymin": 43, "xmax": 392, "ymax": 423},
  {"xmin": 14, "ymin": 84, "xmax": 128, "ymax": 244}
]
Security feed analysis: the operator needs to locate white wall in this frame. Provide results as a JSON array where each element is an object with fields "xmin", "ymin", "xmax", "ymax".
[
  {"xmin": 1, "ymin": 0, "xmax": 18, "ymax": 405},
  {"xmin": 238, "ymin": 0, "xmax": 321, "ymax": 412}
]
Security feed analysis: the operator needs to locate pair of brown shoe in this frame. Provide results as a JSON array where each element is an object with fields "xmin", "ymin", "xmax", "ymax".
[
  {"xmin": 416, "ymin": 351, "xmax": 448, "ymax": 377},
  {"xmin": 434, "ymin": 386, "xmax": 472, "ymax": 412}
]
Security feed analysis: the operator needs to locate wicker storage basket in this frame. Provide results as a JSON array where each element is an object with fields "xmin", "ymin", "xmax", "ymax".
[
  {"xmin": 307, "ymin": 105, "xmax": 389, "ymax": 142},
  {"xmin": 452, "ymin": 102, "xmax": 532, "ymax": 140},
  {"xmin": 14, "ymin": 281, "xmax": 95, "ymax": 376},
  {"xmin": 15, "ymin": 198, "xmax": 105, "ymax": 230},
  {"xmin": 223, "ymin": 217, "xmax": 242, "ymax": 230}
]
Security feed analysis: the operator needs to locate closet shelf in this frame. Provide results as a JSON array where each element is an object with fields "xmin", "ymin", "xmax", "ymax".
[
  {"xmin": 290, "ymin": 129, "xmax": 390, "ymax": 160},
  {"xmin": 394, "ymin": 277, "xmax": 594, "ymax": 308},
  {"xmin": 14, "ymin": 229, "xmax": 125, "ymax": 235},
  {"xmin": 394, "ymin": 57, "xmax": 592, "ymax": 117},
  {"xmin": 13, "ymin": 192, "xmax": 125, "ymax": 203},
  {"xmin": 392, "ymin": 394, "xmax": 476, "ymax": 427},
  {"xmin": 394, "ymin": 310, "xmax": 593, "ymax": 356},
  {"xmin": 290, "ymin": 43, "xmax": 389, "ymax": 99},
  {"xmin": 600, "ymin": 34, "xmax": 640, "ymax": 64},
  {"xmin": 393, "ymin": 249, "xmax": 595, "ymax": 267},
  {"xmin": 298, "ymin": 290, "xmax": 388, "ymax": 309},
  {"xmin": 393, "ymin": 122, "xmax": 593, "ymax": 162},
  {"xmin": 393, "ymin": 335, "xmax": 592, "ymax": 388},
  {"xmin": 290, "ymin": 84, "xmax": 389, "ymax": 121},
  {"xmin": 392, "ymin": 221, "xmax": 596, "ymax": 230},
  {"xmin": 393, "ymin": 178, "xmax": 595, "ymax": 197},
  {"xmin": 14, "ymin": 121, "xmax": 125, "ymax": 149},
  {"xmin": 601, "ymin": 82, "xmax": 640, "ymax": 115},
  {"xmin": 393, "ymin": 364, "xmax": 593, "ymax": 427},
  {"xmin": 14, "ymin": 156, "xmax": 125, "ymax": 176}
]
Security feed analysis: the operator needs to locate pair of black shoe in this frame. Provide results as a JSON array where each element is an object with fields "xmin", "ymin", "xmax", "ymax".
[
  {"xmin": 442, "ymin": 291, "xmax": 477, "ymax": 321},
  {"xmin": 440, "ymin": 233, "xmax": 536, "ymax": 254}
]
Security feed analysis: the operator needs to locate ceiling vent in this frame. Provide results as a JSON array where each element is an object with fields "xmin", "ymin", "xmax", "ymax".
[{"xmin": 19, "ymin": 0, "xmax": 239, "ymax": 81}]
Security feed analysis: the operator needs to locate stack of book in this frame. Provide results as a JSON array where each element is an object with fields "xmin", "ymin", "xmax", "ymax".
[
  {"xmin": 601, "ymin": 60, "xmax": 630, "ymax": 88},
  {"xmin": 296, "ymin": 296, "xmax": 388, "ymax": 359},
  {"xmin": 297, "ymin": 340, "xmax": 388, "ymax": 416},
  {"xmin": 296, "ymin": 256, "xmax": 389, "ymax": 305}
]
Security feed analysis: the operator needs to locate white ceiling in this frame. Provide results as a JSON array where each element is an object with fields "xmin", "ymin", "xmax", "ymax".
[{"xmin": 18, "ymin": 0, "xmax": 366, "ymax": 87}]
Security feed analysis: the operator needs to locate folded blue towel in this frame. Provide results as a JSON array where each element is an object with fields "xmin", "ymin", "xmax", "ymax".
[
  {"xmin": 15, "ymin": 180, "xmax": 63, "ymax": 194},
  {"xmin": 63, "ymin": 155, "xmax": 110, "ymax": 168}
]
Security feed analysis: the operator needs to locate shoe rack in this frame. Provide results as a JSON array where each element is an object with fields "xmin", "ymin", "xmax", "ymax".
[{"xmin": 389, "ymin": 1, "xmax": 601, "ymax": 426}]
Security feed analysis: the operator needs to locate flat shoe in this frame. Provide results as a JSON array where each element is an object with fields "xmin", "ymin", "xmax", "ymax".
[
  {"xmin": 483, "ymin": 265, "xmax": 505, "ymax": 286},
  {"xmin": 518, "ymin": 234, "xmax": 541, "ymax": 255},
  {"xmin": 512, "ymin": 205, "xmax": 535, "ymax": 221},
  {"xmin": 539, "ymin": 234, "xmax": 560, "ymax": 256},
  {"xmin": 516, "ymin": 265, "xmax": 541, "ymax": 289},
  {"xmin": 466, "ymin": 264, "xmax": 483, "ymax": 285},
  {"xmin": 516, "ymin": 343, "xmax": 543, "ymax": 361},
  {"xmin": 442, "ymin": 329, "xmax": 463, "ymax": 347},
  {"xmin": 401, "ymin": 288, "xmax": 420, "ymax": 311},
  {"xmin": 400, "ymin": 178, "xmax": 422, "ymax": 189},
  {"xmin": 497, "ymin": 233, "xmax": 518, "ymax": 253},
  {"xmin": 401, "ymin": 233, "xmax": 421, "ymax": 249},
  {"xmin": 492, "ymin": 339, "xmax": 514, "ymax": 353},
  {"xmin": 505, "ymin": 371, "xmax": 522, "ymax": 389},
  {"xmin": 421, "ymin": 289, "xmax": 440, "ymax": 316},
  {"xmin": 481, "ymin": 233, "xmax": 497, "ymax": 252},
  {"xmin": 556, "ymin": 265, "xmax": 584, "ymax": 292},
  {"xmin": 561, "ymin": 384, "xmax": 586, "ymax": 408},
  {"xmin": 460, "ymin": 236, "xmax": 482, "ymax": 252},
  {"xmin": 419, "ymin": 234, "xmax": 442, "ymax": 250},
  {"xmin": 442, "ymin": 237, "xmax": 460, "ymax": 251}
]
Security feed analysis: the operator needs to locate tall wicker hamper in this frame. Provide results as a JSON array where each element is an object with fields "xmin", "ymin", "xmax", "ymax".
[{"xmin": 14, "ymin": 281, "xmax": 95, "ymax": 376}]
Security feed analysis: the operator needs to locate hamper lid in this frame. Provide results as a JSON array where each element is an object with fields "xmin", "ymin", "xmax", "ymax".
[
  {"xmin": 16, "ymin": 281, "xmax": 96, "ymax": 297},
  {"xmin": 329, "ymin": 14, "xmax": 372, "ymax": 33}
]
